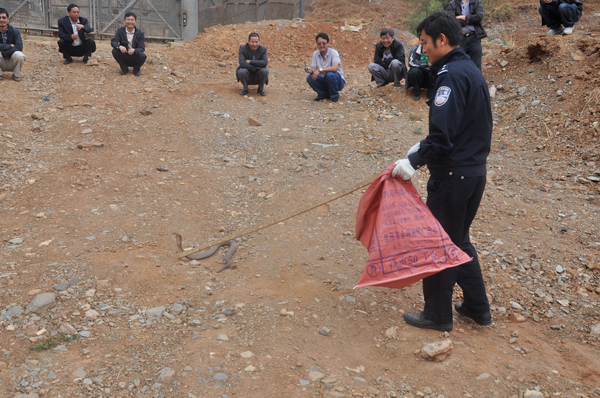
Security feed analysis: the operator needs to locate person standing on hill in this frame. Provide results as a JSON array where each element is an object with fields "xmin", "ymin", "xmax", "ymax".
[
  {"xmin": 57, "ymin": 4, "xmax": 96, "ymax": 64},
  {"xmin": 447, "ymin": 0, "xmax": 486, "ymax": 70},
  {"xmin": 539, "ymin": 0, "xmax": 583, "ymax": 35},
  {"xmin": 391, "ymin": 12, "xmax": 493, "ymax": 332},
  {"xmin": 367, "ymin": 28, "xmax": 406, "ymax": 88},
  {"xmin": 306, "ymin": 32, "xmax": 345, "ymax": 102},
  {"xmin": 236, "ymin": 32, "xmax": 268, "ymax": 96},
  {"xmin": 111, "ymin": 12, "xmax": 146, "ymax": 76},
  {"xmin": 0, "ymin": 8, "xmax": 25, "ymax": 82}
]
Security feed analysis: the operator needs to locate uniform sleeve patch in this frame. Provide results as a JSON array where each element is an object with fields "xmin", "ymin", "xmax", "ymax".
[{"xmin": 434, "ymin": 86, "xmax": 451, "ymax": 107}]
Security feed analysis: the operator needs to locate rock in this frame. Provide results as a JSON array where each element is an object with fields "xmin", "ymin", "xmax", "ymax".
[
  {"xmin": 245, "ymin": 365, "xmax": 256, "ymax": 372},
  {"xmin": 9, "ymin": 238, "xmax": 23, "ymax": 244},
  {"xmin": 590, "ymin": 323, "xmax": 600, "ymax": 336},
  {"xmin": 299, "ymin": 379, "xmax": 310, "ymax": 386},
  {"xmin": 213, "ymin": 373, "xmax": 228, "ymax": 380},
  {"xmin": 171, "ymin": 303, "xmax": 184, "ymax": 315},
  {"xmin": 510, "ymin": 302, "xmax": 523, "ymax": 310},
  {"xmin": 147, "ymin": 306, "xmax": 165, "ymax": 318},
  {"xmin": 240, "ymin": 351, "xmax": 254, "ymax": 358},
  {"xmin": 308, "ymin": 370, "xmax": 326, "ymax": 381},
  {"xmin": 524, "ymin": 391, "xmax": 544, "ymax": 398},
  {"xmin": 2, "ymin": 305, "xmax": 23, "ymax": 320},
  {"xmin": 515, "ymin": 126, "xmax": 527, "ymax": 134},
  {"xmin": 13, "ymin": 393, "xmax": 39, "ymax": 398},
  {"xmin": 216, "ymin": 333, "xmax": 229, "ymax": 341},
  {"xmin": 171, "ymin": 69, "xmax": 186, "ymax": 77},
  {"xmin": 531, "ymin": 262, "xmax": 541, "ymax": 271},
  {"xmin": 80, "ymin": 128, "xmax": 93, "ymax": 135},
  {"xmin": 79, "ymin": 330, "xmax": 92, "ymax": 337},
  {"xmin": 25, "ymin": 293, "xmax": 56, "ymax": 314},
  {"xmin": 72, "ymin": 367, "xmax": 87, "ymax": 379},
  {"xmin": 517, "ymin": 87, "xmax": 527, "ymax": 95},
  {"xmin": 489, "ymin": 85, "xmax": 497, "ymax": 99},
  {"xmin": 53, "ymin": 283, "xmax": 70, "ymax": 291},
  {"xmin": 503, "ymin": 93, "xmax": 518, "ymax": 102},
  {"xmin": 509, "ymin": 313, "xmax": 527, "ymax": 323},
  {"xmin": 319, "ymin": 327, "xmax": 331, "ymax": 336},
  {"xmin": 490, "ymin": 38, "xmax": 503, "ymax": 45},
  {"xmin": 247, "ymin": 117, "xmax": 262, "ymax": 126},
  {"xmin": 555, "ymin": 265, "xmax": 564, "ymax": 273},
  {"xmin": 85, "ymin": 309, "xmax": 100, "ymax": 319},
  {"xmin": 0, "ymin": 361, "xmax": 7, "ymax": 370},
  {"xmin": 500, "ymin": 60, "xmax": 508, "ymax": 67},
  {"xmin": 384, "ymin": 327, "xmax": 397, "ymax": 339},
  {"xmin": 77, "ymin": 142, "xmax": 104, "ymax": 149},
  {"xmin": 59, "ymin": 322, "xmax": 77, "ymax": 335},
  {"xmin": 158, "ymin": 368, "xmax": 175, "ymax": 380},
  {"xmin": 513, "ymin": 104, "xmax": 526, "ymax": 120},
  {"xmin": 476, "ymin": 373, "xmax": 491, "ymax": 380},
  {"xmin": 140, "ymin": 105, "xmax": 153, "ymax": 116},
  {"xmin": 421, "ymin": 339, "xmax": 453, "ymax": 361},
  {"xmin": 53, "ymin": 344, "xmax": 67, "ymax": 352},
  {"xmin": 217, "ymin": 62, "xmax": 227, "ymax": 67}
]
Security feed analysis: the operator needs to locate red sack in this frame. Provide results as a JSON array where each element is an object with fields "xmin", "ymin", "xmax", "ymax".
[{"xmin": 355, "ymin": 164, "xmax": 471, "ymax": 289}]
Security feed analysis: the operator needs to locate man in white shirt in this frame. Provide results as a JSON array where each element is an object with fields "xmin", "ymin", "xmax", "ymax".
[
  {"xmin": 111, "ymin": 12, "xmax": 146, "ymax": 76},
  {"xmin": 57, "ymin": 4, "xmax": 96, "ymax": 64},
  {"xmin": 305, "ymin": 32, "xmax": 345, "ymax": 102}
]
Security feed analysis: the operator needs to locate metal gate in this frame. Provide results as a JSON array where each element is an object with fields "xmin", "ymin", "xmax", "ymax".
[{"xmin": 5, "ymin": 0, "xmax": 182, "ymax": 39}]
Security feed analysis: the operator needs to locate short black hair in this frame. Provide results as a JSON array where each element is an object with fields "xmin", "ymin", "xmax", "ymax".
[
  {"xmin": 417, "ymin": 11, "xmax": 462, "ymax": 48},
  {"xmin": 124, "ymin": 11, "xmax": 136, "ymax": 19},
  {"xmin": 248, "ymin": 32, "xmax": 259, "ymax": 41},
  {"xmin": 380, "ymin": 28, "xmax": 394, "ymax": 38},
  {"xmin": 315, "ymin": 32, "xmax": 329, "ymax": 43},
  {"xmin": 0, "ymin": 8, "xmax": 9, "ymax": 18},
  {"xmin": 67, "ymin": 4, "xmax": 79, "ymax": 12}
]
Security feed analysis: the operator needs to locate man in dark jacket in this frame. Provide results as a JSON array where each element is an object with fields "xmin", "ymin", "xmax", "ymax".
[
  {"xmin": 367, "ymin": 28, "xmax": 406, "ymax": 87},
  {"xmin": 0, "ymin": 8, "xmax": 25, "ymax": 82},
  {"xmin": 539, "ymin": 0, "xmax": 583, "ymax": 35},
  {"xmin": 392, "ymin": 12, "xmax": 493, "ymax": 332},
  {"xmin": 405, "ymin": 44, "xmax": 433, "ymax": 101},
  {"xmin": 447, "ymin": 0, "xmax": 486, "ymax": 70},
  {"xmin": 57, "ymin": 4, "xmax": 96, "ymax": 64},
  {"xmin": 236, "ymin": 32, "xmax": 268, "ymax": 96},
  {"xmin": 111, "ymin": 12, "xmax": 146, "ymax": 76}
]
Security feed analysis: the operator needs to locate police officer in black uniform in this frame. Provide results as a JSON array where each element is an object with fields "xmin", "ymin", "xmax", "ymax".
[{"xmin": 391, "ymin": 11, "xmax": 493, "ymax": 332}]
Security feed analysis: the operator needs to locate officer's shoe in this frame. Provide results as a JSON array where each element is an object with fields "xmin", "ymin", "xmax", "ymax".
[
  {"xmin": 403, "ymin": 312, "xmax": 453, "ymax": 332},
  {"xmin": 454, "ymin": 302, "xmax": 492, "ymax": 326}
]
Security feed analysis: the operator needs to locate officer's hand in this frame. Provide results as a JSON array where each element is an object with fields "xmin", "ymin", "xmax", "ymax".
[
  {"xmin": 392, "ymin": 159, "xmax": 416, "ymax": 180},
  {"xmin": 407, "ymin": 142, "xmax": 420, "ymax": 157}
]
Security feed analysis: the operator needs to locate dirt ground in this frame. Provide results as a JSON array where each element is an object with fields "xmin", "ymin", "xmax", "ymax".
[{"xmin": 1, "ymin": 0, "xmax": 600, "ymax": 397}]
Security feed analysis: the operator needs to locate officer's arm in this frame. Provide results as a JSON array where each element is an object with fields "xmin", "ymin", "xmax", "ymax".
[{"xmin": 408, "ymin": 73, "xmax": 466, "ymax": 168}]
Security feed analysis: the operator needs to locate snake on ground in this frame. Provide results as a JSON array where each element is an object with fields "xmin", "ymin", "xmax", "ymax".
[{"xmin": 174, "ymin": 233, "xmax": 238, "ymax": 273}]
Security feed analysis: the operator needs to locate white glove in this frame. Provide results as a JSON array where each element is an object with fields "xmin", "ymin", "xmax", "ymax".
[
  {"xmin": 392, "ymin": 159, "xmax": 416, "ymax": 180},
  {"xmin": 407, "ymin": 142, "xmax": 420, "ymax": 156}
]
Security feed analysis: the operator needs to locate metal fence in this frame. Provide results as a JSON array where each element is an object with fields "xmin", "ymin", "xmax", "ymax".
[{"xmin": 5, "ymin": 0, "xmax": 302, "ymax": 40}]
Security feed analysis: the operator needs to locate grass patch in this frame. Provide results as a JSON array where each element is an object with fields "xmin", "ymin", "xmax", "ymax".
[
  {"xmin": 408, "ymin": 113, "xmax": 422, "ymax": 121},
  {"xmin": 413, "ymin": 127, "xmax": 424, "ymax": 135},
  {"xmin": 30, "ymin": 333, "xmax": 80, "ymax": 351}
]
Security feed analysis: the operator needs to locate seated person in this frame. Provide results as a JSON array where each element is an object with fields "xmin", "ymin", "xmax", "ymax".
[
  {"xmin": 236, "ymin": 32, "xmax": 268, "ymax": 96},
  {"xmin": 406, "ymin": 44, "xmax": 434, "ymax": 101},
  {"xmin": 367, "ymin": 28, "xmax": 406, "ymax": 87},
  {"xmin": 306, "ymin": 32, "xmax": 345, "ymax": 102},
  {"xmin": 57, "ymin": 3, "xmax": 96, "ymax": 64},
  {"xmin": 539, "ymin": 0, "xmax": 583, "ymax": 35},
  {"xmin": 0, "ymin": 8, "xmax": 25, "ymax": 82},
  {"xmin": 111, "ymin": 12, "xmax": 146, "ymax": 76}
]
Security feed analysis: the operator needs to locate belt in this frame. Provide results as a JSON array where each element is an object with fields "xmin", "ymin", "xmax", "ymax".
[{"xmin": 464, "ymin": 32, "xmax": 472, "ymax": 37}]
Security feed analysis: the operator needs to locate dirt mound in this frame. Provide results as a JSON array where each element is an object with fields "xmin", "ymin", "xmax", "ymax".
[{"xmin": 526, "ymin": 36, "xmax": 560, "ymax": 60}]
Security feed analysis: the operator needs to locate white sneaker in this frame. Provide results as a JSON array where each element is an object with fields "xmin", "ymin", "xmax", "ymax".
[
  {"xmin": 547, "ymin": 27, "xmax": 564, "ymax": 35},
  {"xmin": 563, "ymin": 26, "xmax": 574, "ymax": 35}
]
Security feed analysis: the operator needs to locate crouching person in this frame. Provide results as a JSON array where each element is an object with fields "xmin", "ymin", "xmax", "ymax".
[{"xmin": 111, "ymin": 12, "xmax": 146, "ymax": 76}]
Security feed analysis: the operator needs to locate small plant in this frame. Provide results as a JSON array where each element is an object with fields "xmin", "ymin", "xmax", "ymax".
[
  {"xmin": 409, "ymin": 113, "xmax": 422, "ymax": 121},
  {"xmin": 29, "ymin": 333, "xmax": 80, "ymax": 351},
  {"xmin": 324, "ymin": 19, "xmax": 330, "ymax": 22},
  {"xmin": 414, "ymin": 127, "xmax": 423, "ymax": 135},
  {"xmin": 493, "ymin": 3, "xmax": 513, "ymax": 21}
]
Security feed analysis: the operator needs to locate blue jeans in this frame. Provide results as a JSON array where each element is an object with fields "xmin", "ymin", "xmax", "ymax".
[
  {"xmin": 306, "ymin": 72, "xmax": 345, "ymax": 99},
  {"xmin": 539, "ymin": 3, "xmax": 581, "ymax": 29}
]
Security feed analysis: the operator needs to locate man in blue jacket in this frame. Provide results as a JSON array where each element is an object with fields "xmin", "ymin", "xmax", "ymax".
[
  {"xmin": 0, "ymin": 8, "xmax": 25, "ymax": 82},
  {"xmin": 57, "ymin": 4, "xmax": 96, "ymax": 64},
  {"xmin": 367, "ymin": 28, "xmax": 406, "ymax": 88},
  {"xmin": 111, "ymin": 12, "xmax": 146, "ymax": 76},
  {"xmin": 392, "ymin": 12, "xmax": 493, "ymax": 332},
  {"xmin": 539, "ymin": 0, "xmax": 583, "ymax": 35},
  {"xmin": 236, "ymin": 32, "xmax": 268, "ymax": 96}
]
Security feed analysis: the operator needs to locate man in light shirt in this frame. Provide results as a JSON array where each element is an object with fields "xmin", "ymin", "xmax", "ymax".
[
  {"xmin": 306, "ymin": 32, "xmax": 345, "ymax": 102},
  {"xmin": 0, "ymin": 8, "xmax": 25, "ymax": 82},
  {"xmin": 111, "ymin": 12, "xmax": 146, "ymax": 76},
  {"xmin": 57, "ymin": 4, "xmax": 96, "ymax": 64}
]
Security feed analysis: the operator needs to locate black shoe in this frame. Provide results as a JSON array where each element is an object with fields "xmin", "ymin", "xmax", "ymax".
[
  {"xmin": 257, "ymin": 89, "xmax": 266, "ymax": 96},
  {"xmin": 314, "ymin": 96, "xmax": 326, "ymax": 101},
  {"xmin": 120, "ymin": 69, "xmax": 129, "ymax": 75},
  {"xmin": 331, "ymin": 96, "xmax": 339, "ymax": 102},
  {"xmin": 393, "ymin": 83, "xmax": 402, "ymax": 87},
  {"xmin": 133, "ymin": 69, "xmax": 140, "ymax": 76},
  {"xmin": 413, "ymin": 94, "xmax": 421, "ymax": 101},
  {"xmin": 403, "ymin": 312, "xmax": 453, "ymax": 332},
  {"xmin": 63, "ymin": 57, "xmax": 73, "ymax": 65},
  {"xmin": 239, "ymin": 88, "xmax": 249, "ymax": 95},
  {"xmin": 82, "ymin": 55, "xmax": 89, "ymax": 64},
  {"xmin": 454, "ymin": 302, "xmax": 492, "ymax": 326}
]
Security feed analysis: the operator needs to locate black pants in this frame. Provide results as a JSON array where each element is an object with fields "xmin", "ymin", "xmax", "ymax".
[
  {"xmin": 58, "ymin": 39, "xmax": 96, "ymax": 59},
  {"xmin": 405, "ymin": 67, "xmax": 433, "ymax": 93},
  {"xmin": 461, "ymin": 33, "xmax": 482, "ymax": 70},
  {"xmin": 112, "ymin": 48, "xmax": 147, "ymax": 71},
  {"xmin": 422, "ymin": 176, "xmax": 489, "ymax": 324},
  {"xmin": 236, "ymin": 68, "xmax": 268, "ymax": 90}
]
